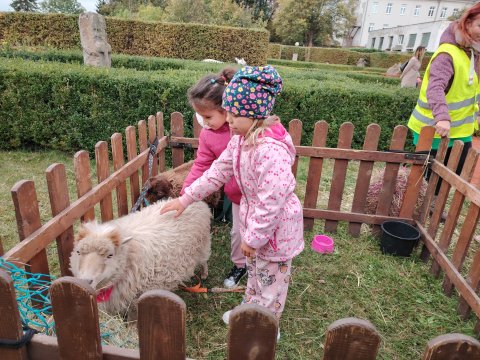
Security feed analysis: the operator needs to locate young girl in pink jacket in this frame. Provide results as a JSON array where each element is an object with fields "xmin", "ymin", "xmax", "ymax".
[
  {"xmin": 162, "ymin": 66, "xmax": 304, "ymax": 337},
  {"xmin": 182, "ymin": 67, "xmax": 245, "ymax": 289}
]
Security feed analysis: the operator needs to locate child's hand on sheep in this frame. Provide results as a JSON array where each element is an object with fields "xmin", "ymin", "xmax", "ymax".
[
  {"xmin": 241, "ymin": 241, "xmax": 256, "ymax": 258},
  {"xmin": 160, "ymin": 198, "xmax": 185, "ymax": 218}
]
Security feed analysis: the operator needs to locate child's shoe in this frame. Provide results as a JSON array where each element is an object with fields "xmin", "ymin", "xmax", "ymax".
[
  {"xmin": 223, "ymin": 265, "xmax": 247, "ymax": 288},
  {"xmin": 223, "ymin": 310, "xmax": 281, "ymax": 341}
]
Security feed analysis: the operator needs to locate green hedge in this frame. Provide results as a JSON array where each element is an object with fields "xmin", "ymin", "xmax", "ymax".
[
  {"xmin": 0, "ymin": 56, "xmax": 419, "ymax": 153},
  {"xmin": 0, "ymin": 12, "xmax": 269, "ymax": 65}
]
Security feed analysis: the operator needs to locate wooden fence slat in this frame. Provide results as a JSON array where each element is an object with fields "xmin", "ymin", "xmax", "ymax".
[
  {"xmin": 46, "ymin": 163, "xmax": 74, "ymax": 277},
  {"xmin": 4, "ymin": 139, "xmax": 168, "ymax": 267},
  {"xmin": 420, "ymin": 141, "xmax": 463, "ymax": 261},
  {"xmin": 422, "ymin": 333, "xmax": 480, "ymax": 360},
  {"xmin": 171, "ymin": 112, "xmax": 185, "ymax": 168},
  {"xmin": 156, "ymin": 112, "xmax": 166, "ymax": 173},
  {"xmin": 227, "ymin": 304, "xmax": 278, "ymax": 360},
  {"xmin": 126, "ymin": 126, "xmax": 140, "ymax": 207},
  {"xmin": 325, "ymin": 122, "xmax": 354, "ymax": 233},
  {"xmin": 95, "ymin": 141, "xmax": 114, "ymax": 222},
  {"xmin": 322, "ymin": 317, "xmax": 381, "ymax": 360},
  {"xmin": 443, "ymin": 201, "xmax": 480, "ymax": 296},
  {"xmin": 138, "ymin": 120, "xmax": 149, "ymax": 186},
  {"xmin": 74, "ymin": 151, "xmax": 95, "ymax": 222},
  {"xmin": 0, "ymin": 239, "xmax": 3, "ymax": 257},
  {"xmin": 458, "ymin": 249, "xmax": 480, "ymax": 319},
  {"xmin": 349, "ymin": 123, "xmax": 381, "ymax": 237},
  {"xmin": 50, "ymin": 277, "xmax": 102, "ymax": 360},
  {"xmin": 288, "ymin": 119, "xmax": 303, "ymax": 177},
  {"xmin": 138, "ymin": 290, "xmax": 186, "ymax": 360},
  {"xmin": 399, "ymin": 126, "xmax": 435, "ymax": 218},
  {"xmin": 193, "ymin": 113, "xmax": 201, "ymax": 158},
  {"xmin": 418, "ymin": 138, "xmax": 449, "ymax": 227},
  {"xmin": 111, "ymin": 133, "xmax": 129, "ymax": 217},
  {"xmin": 430, "ymin": 148, "xmax": 478, "ymax": 277},
  {"xmin": 148, "ymin": 115, "xmax": 158, "ymax": 177},
  {"xmin": 0, "ymin": 270, "xmax": 27, "ymax": 360},
  {"xmin": 11, "ymin": 180, "xmax": 50, "ymax": 307},
  {"xmin": 303, "ymin": 121, "xmax": 328, "ymax": 230}
]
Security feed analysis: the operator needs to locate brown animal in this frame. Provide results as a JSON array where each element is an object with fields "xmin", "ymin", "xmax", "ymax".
[{"xmin": 146, "ymin": 160, "xmax": 221, "ymax": 208}]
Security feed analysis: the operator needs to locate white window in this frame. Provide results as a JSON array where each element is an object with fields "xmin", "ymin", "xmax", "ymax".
[
  {"xmin": 428, "ymin": 6, "xmax": 435, "ymax": 17},
  {"xmin": 386, "ymin": 3, "xmax": 392, "ymax": 14},
  {"xmin": 452, "ymin": 8, "xmax": 459, "ymax": 17},
  {"xmin": 400, "ymin": 4, "xmax": 406, "ymax": 15},
  {"xmin": 398, "ymin": 35, "xmax": 404, "ymax": 45},
  {"xmin": 372, "ymin": 2, "xmax": 378, "ymax": 13},
  {"xmin": 371, "ymin": 38, "xmax": 376, "ymax": 48},
  {"xmin": 440, "ymin": 7, "xmax": 447, "ymax": 18},
  {"xmin": 421, "ymin": 32, "xmax": 431, "ymax": 47},
  {"xmin": 407, "ymin": 33, "xmax": 417, "ymax": 48},
  {"xmin": 379, "ymin": 37, "xmax": 384, "ymax": 50},
  {"xmin": 368, "ymin": 23, "xmax": 375, "ymax": 32},
  {"xmin": 414, "ymin": 5, "xmax": 421, "ymax": 16}
]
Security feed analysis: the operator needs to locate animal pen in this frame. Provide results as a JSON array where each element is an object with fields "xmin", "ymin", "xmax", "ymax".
[{"xmin": 1, "ymin": 112, "xmax": 480, "ymax": 359}]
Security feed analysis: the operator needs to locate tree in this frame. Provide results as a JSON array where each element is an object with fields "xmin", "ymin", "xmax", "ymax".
[
  {"xmin": 163, "ymin": 0, "xmax": 209, "ymax": 24},
  {"xmin": 272, "ymin": 0, "xmax": 356, "ymax": 47},
  {"xmin": 10, "ymin": 0, "xmax": 38, "ymax": 12},
  {"xmin": 40, "ymin": 0, "xmax": 85, "ymax": 13},
  {"xmin": 208, "ymin": 0, "xmax": 266, "ymax": 28},
  {"xmin": 234, "ymin": 0, "xmax": 277, "ymax": 22}
]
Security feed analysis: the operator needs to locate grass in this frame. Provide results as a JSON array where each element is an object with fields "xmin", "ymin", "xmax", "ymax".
[{"xmin": 0, "ymin": 150, "xmax": 478, "ymax": 359}]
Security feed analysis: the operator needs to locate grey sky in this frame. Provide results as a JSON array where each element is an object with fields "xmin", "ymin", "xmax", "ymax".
[{"xmin": 0, "ymin": 0, "xmax": 97, "ymax": 12}]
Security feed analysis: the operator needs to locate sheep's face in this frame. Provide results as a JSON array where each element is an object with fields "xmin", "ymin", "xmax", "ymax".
[{"xmin": 70, "ymin": 223, "xmax": 131, "ymax": 290}]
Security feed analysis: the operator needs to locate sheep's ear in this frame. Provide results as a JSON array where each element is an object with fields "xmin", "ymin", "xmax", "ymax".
[
  {"xmin": 75, "ymin": 224, "xmax": 90, "ymax": 243},
  {"xmin": 121, "ymin": 236, "xmax": 133, "ymax": 246}
]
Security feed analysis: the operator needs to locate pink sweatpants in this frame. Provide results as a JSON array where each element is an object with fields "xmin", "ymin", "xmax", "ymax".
[
  {"xmin": 242, "ymin": 256, "xmax": 292, "ymax": 320},
  {"xmin": 231, "ymin": 203, "xmax": 245, "ymax": 268}
]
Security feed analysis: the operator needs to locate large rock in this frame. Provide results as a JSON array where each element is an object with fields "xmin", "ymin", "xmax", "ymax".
[
  {"xmin": 356, "ymin": 57, "xmax": 368, "ymax": 67},
  {"xmin": 79, "ymin": 12, "xmax": 111, "ymax": 67}
]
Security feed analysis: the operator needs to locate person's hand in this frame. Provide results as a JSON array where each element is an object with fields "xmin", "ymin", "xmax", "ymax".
[
  {"xmin": 159, "ymin": 198, "xmax": 185, "ymax": 218},
  {"xmin": 435, "ymin": 120, "xmax": 450, "ymax": 137},
  {"xmin": 241, "ymin": 242, "xmax": 256, "ymax": 258}
]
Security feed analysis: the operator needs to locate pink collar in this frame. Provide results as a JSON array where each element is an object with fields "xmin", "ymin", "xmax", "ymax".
[{"xmin": 96, "ymin": 286, "xmax": 114, "ymax": 302}]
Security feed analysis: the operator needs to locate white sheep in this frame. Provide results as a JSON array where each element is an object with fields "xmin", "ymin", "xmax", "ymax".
[{"xmin": 70, "ymin": 199, "xmax": 211, "ymax": 320}]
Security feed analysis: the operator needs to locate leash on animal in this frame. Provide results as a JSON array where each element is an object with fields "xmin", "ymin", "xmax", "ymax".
[
  {"xmin": 131, "ymin": 137, "xmax": 159, "ymax": 213},
  {"xmin": 180, "ymin": 275, "xmax": 245, "ymax": 293}
]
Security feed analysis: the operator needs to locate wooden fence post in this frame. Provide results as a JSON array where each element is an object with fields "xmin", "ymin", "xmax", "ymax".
[
  {"xmin": 138, "ymin": 120, "xmax": 149, "ymax": 186},
  {"xmin": 126, "ymin": 126, "xmax": 140, "ymax": 207},
  {"xmin": 156, "ymin": 112, "xmax": 166, "ymax": 173},
  {"xmin": 349, "ymin": 123, "xmax": 381, "ymax": 237},
  {"xmin": 322, "ymin": 317, "xmax": 380, "ymax": 360},
  {"xmin": 288, "ymin": 119, "xmax": 302, "ymax": 178},
  {"xmin": 74, "ymin": 151, "xmax": 95, "ymax": 222},
  {"xmin": 0, "ymin": 270, "xmax": 28, "ymax": 360},
  {"xmin": 458, "ymin": 249, "xmax": 480, "ymax": 320},
  {"xmin": 111, "ymin": 133, "xmax": 129, "ymax": 217},
  {"xmin": 227, "ymin": 304, "xmax": 278, "ymax": 360},
  {"xmin": 50, "ymin": 277, "xmax": 102, "ymax": 360},
  {"xmin": 138, "ymin": 290, "xmax": 186, "ymax": 360},
  {"xmin": 303, "ymin": 121, "xmax": 328, "ymax": 231},
  {"xmin": 171, "ymin": 112, "xmax": 185, "ymax": 168},
  {"xmin": 11, "ymin": 180, "xmax": 50, "ymax": 308},
  {"xmin": 148, "ymin": 115, "xmax": 158, "ymax": 177},
  {"xmin": 46, "ymin": 163, "xmax": 74, "ymax": 277},
  {"xmin": 373, "ymin": 125, "xmax": 408, "ymax": 235},
  {"xmin": 325, "ymin": 122, "xmax": 354, "ymax": 233},
  {"xmin": 422, "ymin": 333, "xmax": 480, "ymax": 360},
  {"xmin": 95, "ymin": 141, "xmax": 114, "ymax": 222}
]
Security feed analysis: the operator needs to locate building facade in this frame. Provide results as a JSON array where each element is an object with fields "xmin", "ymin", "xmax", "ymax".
[{"xmin": 349, "ymin": 0, "xmax": 475, "ymax": 50}]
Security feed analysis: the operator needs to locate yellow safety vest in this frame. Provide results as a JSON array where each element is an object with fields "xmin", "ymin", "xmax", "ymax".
[{"xmin": 407, "ymin": 43, "xmax": 480, "ymax": 138}]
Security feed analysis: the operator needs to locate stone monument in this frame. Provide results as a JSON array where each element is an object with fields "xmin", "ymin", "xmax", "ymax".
[{"xmin": 78, "ymin": 12, "xmax": 112, "ymax": 67}]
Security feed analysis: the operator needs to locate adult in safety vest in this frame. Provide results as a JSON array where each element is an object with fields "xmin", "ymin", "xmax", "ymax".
[{"xmin": 407, "ymin": 3, "xmax": 480, "ymax": 197}]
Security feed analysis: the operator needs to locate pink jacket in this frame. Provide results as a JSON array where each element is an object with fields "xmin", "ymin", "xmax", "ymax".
[
  {"xmin": 181, "ymin": 122, "xmax": 241, "ymax": 204},
  {"xmin": 180, "ymin": 122, "xmax": 304, "ymax": 262}
]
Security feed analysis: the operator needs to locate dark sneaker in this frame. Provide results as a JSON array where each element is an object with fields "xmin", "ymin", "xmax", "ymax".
[{"xmin": 223, "ymin": 265, "xmax": 246, "ymax": 288}]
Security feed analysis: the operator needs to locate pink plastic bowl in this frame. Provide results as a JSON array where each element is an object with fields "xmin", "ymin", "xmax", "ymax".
[{"xmin": 311, "ymin": 234, "xmax": 334, "ymax": 254}]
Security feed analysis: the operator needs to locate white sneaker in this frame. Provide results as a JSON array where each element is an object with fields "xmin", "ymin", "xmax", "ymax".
[{"xmin": 223, "ymin": 310, "xmax": 280, "ymax": 341}]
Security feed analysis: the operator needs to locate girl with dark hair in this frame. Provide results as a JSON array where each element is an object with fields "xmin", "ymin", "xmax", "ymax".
[{"xmin": 181, "ymin": 67, "xmax": 246, "ymax": 289}]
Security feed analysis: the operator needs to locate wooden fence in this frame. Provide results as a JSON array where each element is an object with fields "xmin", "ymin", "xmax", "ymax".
[{"xmin": 1, "ymin": 112, "xmax": 480, "ymax": 358}]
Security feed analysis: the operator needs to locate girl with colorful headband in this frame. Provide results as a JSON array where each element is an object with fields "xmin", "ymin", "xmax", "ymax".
[{"xmin": 162, "ymin": 65, "xmax": 304, "ymax": 339}]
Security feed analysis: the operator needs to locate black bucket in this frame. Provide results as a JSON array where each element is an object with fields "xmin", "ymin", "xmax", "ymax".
[{"xmin": 380, "ymin": 221, "xmax": 420, "ymax": 257}]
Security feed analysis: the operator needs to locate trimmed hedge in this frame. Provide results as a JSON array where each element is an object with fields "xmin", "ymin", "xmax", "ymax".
[
  {"xmin": 0, "ymin": 12, "xmax": 269, "ymax": 65},
  {"xmin": 0, "ymin": 55, "xmax": 419, "ymax": 154}
]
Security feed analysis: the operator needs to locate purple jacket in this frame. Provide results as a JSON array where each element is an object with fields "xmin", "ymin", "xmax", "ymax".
[
  {"xmin": 427, "ymin": 22, "xmax": 480, "ymax": 122},
  {"xmin": 180, "ymin": 122, "xmax": 304, "ymax": 262},
  {"xmin": 181, "ymin": 122, "xmax": 241, "ymax": 204}
]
